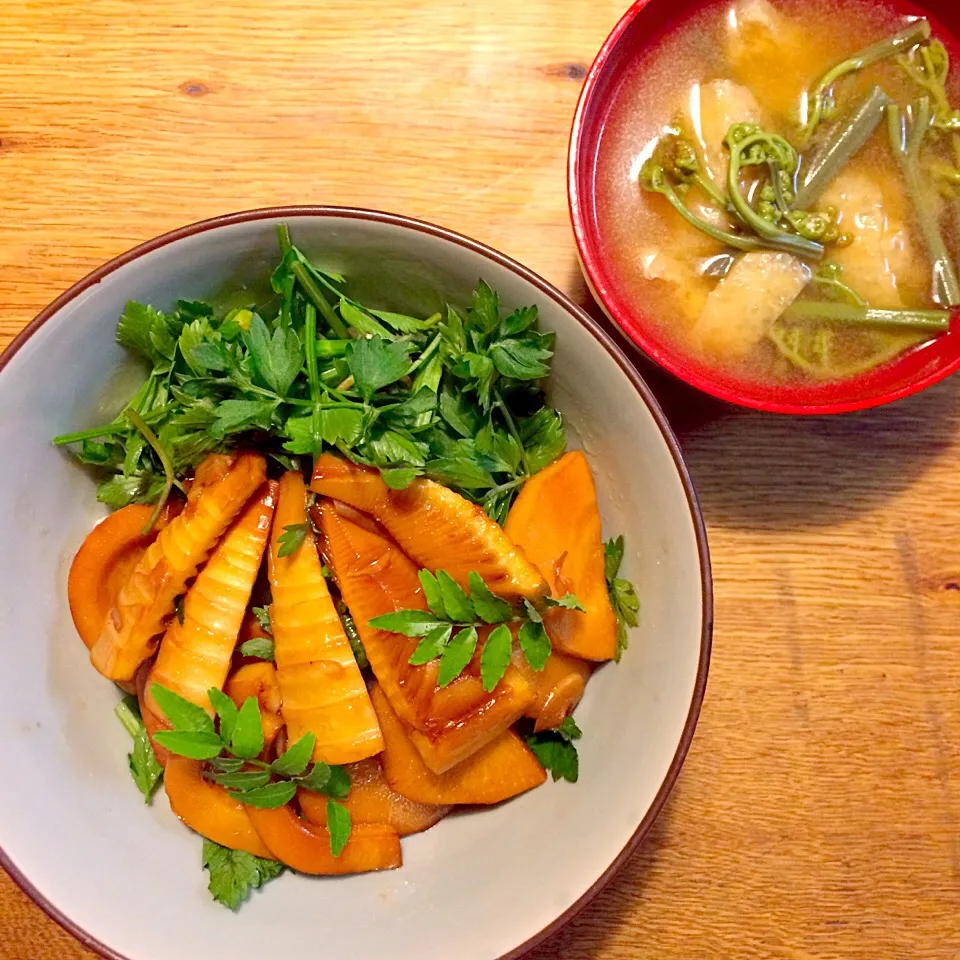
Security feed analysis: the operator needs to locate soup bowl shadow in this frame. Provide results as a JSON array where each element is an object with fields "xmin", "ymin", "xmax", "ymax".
[{"xmin": 568, "ymin": 0, "xmax": 960, "ymax": 415}]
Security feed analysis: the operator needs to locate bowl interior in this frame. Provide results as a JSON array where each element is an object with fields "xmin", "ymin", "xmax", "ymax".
[
  {"xmin": 0, "ymin": 212, "xmax": 708, "ymax": 960},
  {"xmin": 570, "ymin": 0, "xmax": 960, "ymax": 413}
]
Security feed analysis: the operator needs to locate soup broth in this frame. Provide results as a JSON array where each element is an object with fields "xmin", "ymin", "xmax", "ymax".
[{"xmin": 596, "ymin": 0, "xmax": 960, "ymax": 385}]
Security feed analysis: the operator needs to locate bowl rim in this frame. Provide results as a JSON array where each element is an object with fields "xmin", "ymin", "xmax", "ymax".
[
  {"xmin": 0, "ymin": 204, "xmax": 713, "ymax": 960},
  {"xmin": 567, "ymin": 0, "xmax": 960, "ymax": 415}
]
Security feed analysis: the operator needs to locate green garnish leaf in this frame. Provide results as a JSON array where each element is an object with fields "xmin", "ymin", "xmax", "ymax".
[
  {"xmin": 346, "ymin": 336, "xmax": 411, "ymax": 399},
  {"xmin": 526, "ymin": 727, "xmax": 580, "ymax": 783},
  {"xmin": 519, "ymin": 408, "xmax": 566, "ymax": 474},
  {"xmin": 418, "ymin": 570, "xmax": 446, "ymax": 618},
  {"xmin": 212, "ymin": 770, "xmax": 272, "ymax": 791},
  {"xmin": 380, "ymin": 466, "xmax": 422, "ymax": 490},
  {"xmin": 436, "ymin": 570, "xmax": 474, "ymax": 622},
  {"xmin": 518, "ymin": 620, "xmax": 551, "ymax": 672},
  {"xmin": 437, "ymin": 625, "xmax": 478, "ymax": 687},
  {"xmin": 202, "ymin": 839, "xmax": 284, "ymax": 911},
  {"xmin": 116, "ymin": 302, "xmax": 180, "ymax": 367},
  {"xmin": 408, "ymin": 624, "xmax": 453, "ymax": 665},
  {"xmin": 326, "ymin": 799, "xmax": 352, "ymax": 857},
  {"xmin": 604, "ymin": 536, "xmax": 625, "ymax": 581},
  {"xmin": 469, "ymin": 280, "xmax": 501, "ymax": 334},
  {"xmin": 271, "ymin": 733, "xmax": 317, "ymax": 777},
  {"xmin": 324, "ymin": 765, "xmax": 351, "ymax": 799},
  {"xmin": 277, "ymin": 522, "xmax": 309, "ymax": 558},
  {"xmin": 251, "ymin": 605, "xmax": 273, "ymax": 635},
  {"xmin": 243, "ymin": 312, "xmax": 302, "ymax": 397},
  {"xmin": 489, "ymin": 336, "xmax": 552, "ymax": 381},
  {"xmin": 229, "ymin": 781, "xmax": 298, "ymax": 809},
  {"xmin": 604, "ymin": 536, "xmax": 639, "ymax": 662},
  {"xmin": 369, "ymin": 610, "xmax": 444, "ymax": 636},
  {"xmin": 297, "ymin": 762, "xmax": 350, "ymax": 798},
  {"xmin": 522, "ymin": 599, "xmax": 542, "ymax": 624},
  {"xmin": 211, "ymin": 399, "xmax": 277, "ymax": 440},
  {"xmin": 423, "ymin": 457, "xmax": 495, "ymax": 491},
  {"xmin": 468, "ymin": 571, "xmax": 512, "ymax": 623},
  {"xmin": 544, "ymin": 593, "xmax": 585, "ymax": 613},
  {"xmin": 114, "ymin": 696, "xmax": 163, "ymax": 803},
  {"xmin": 556, "ymin": 716, "xmax": 582, "ymax": 741},
  {"xmin": 239, "ymin": 637, "xmax": 275, "ymax": 661},
  {"xmin": 208, "ymin": 756, "xmax": 245, "ymax": 775},
  {"xmin": 150, "ymin": 683, "xmax": 216, "ymax": 735},
  {"xmin": 230, "ymin": 697, "xmax": 265, "ymax": 760},
  {"xmin": 207, "ymin": 688, "xmax": 240, "ymax": 743},
  {"xmin": 480, "ymin": 624, "xmax": 513, "ymax": 692},
  {"xmin": 296, "ymin": 762, "xmax": 332, "ymax": 794},
  {"xmin": 153, "ymin": 730, "xmax": 224, "ymax": 760}
]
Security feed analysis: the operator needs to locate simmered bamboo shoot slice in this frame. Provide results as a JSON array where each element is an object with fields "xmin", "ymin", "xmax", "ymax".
[
  {"xmin": 269, "ymin": 471, "xmax": 382, "ymax": 765},
  {"xmin": 371, "ymin": 684, "xmax": 546, "ymax": 806},
  {"xmin": 311, "ymin": 453, "xmax": 547, "ymax": 601},
  {"xmin": 90, "ymin": 452, "xmax": 267, "ymax": 681},
  {"xmin": 146, "ymin": 481, "xmax": 277, "ymax": 715}
]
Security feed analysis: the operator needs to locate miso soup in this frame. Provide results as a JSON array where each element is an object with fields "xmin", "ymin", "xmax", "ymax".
[{"xmin": 596, "ymin": 0, "xmax": 960, "ymax": 384}]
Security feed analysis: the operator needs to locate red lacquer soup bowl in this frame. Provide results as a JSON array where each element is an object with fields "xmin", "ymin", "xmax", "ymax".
[{"xmin": 569, "ymin": 0, "xmax": 960, "ymax": 413}]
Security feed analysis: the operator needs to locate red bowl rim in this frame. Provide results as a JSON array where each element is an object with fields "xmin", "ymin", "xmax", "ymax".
[
  {"xmin": 567, "ymin": 0, "xmax": 960, "ymax": 415},
  {"xmin": 0, "ymin": 205, "xmax": 713, "ymax": 960}
]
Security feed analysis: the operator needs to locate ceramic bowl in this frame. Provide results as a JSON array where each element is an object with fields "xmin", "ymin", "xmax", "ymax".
[
  {"xmin": 0, "ymin": 208, "xmax": 711, "ymax": 960},
  {"xmin": 569, "ymin": 0, "xmax": 960, "ymax": 414}
]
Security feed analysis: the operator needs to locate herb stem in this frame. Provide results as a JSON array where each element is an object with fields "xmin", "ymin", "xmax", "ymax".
[
  {"xmin": 484, "ymin": 476, "xmax": 526, "ymax": 499},
  {"xmin": 114, "ymin": 698, "xmax": 142, "ymax": 739},
  {"xmin": 304, "ymin": 303, "xmax": 321, "ymax": 404},
  {"xmin": 52, "ymin": 404, "xmax": 176, "ymax": 446},
  {"xmin": 887, "ymin": 99, "xmax": 960, "ymax": 306},
  {"xmin": 125, "ymin": 407, "xmax": 179, "ymax": 534},
  {"xmin": 782, "ymin": 299, "xmax": 952, "ymax": 331},
  {"xmin": 404, "ymin": 333, "xmax": 442, "ymax": 376},
  {"xmin": 291, "ymin": 262, "xmax": 349, "ymax": 339},
  {"xmin": 277, "ymin": 223, "xmax": 293, "ymax": 256},
  {"xmin": 494, "ymin": 389, "xmax": 530, "ymax": 477},
  {"xmin": 796, "ymin": 86, "xmax": 891, "ymax": 208},
  {"xmin": 651, "ymin": 175, "xmax": 775, "ymax": 252}
]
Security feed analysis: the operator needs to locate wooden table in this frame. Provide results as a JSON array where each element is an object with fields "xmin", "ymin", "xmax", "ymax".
[{"xmin": 2, "ymin": 2, "xmax": 959, "ymax": 957}]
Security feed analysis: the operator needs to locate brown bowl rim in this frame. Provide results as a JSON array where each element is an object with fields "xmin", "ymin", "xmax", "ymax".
[{"xmin": 0, "ymin": 205, "xmax": 713, "ymax": 960}]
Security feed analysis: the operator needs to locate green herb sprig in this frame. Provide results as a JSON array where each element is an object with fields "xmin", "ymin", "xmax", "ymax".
[
  {"xmin": 52, "ymin": 227, "xmax": 566, "ymax": 524},
  {"xmin": 202, "ymin": 839, "xmax": 284, "ymax": 911},
  {"xmin": 526, "ymin": 716, "xmax": 583, "ymax": 783},
  {"xmin": 369, "ymin": 570, "xmax": 582, "ymax": 691},
  {"xmin": 115, "ymin": 695, "xmax": 163, "ymax": 803},
  {"xmin": 604, "ymin": 537, "xmax": 639, "ymax": 663},
  {"xmin": 150, "ymin": 683, "xmax": 352, "ymax": 856}
]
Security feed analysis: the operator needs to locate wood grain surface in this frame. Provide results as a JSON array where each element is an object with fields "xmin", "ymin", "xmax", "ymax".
[{"xmin": 1, "ymin": 1, "xmax": 958, "ymax": 958}]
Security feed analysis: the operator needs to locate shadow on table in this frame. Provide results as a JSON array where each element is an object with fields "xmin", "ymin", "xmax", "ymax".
[
  {"xmin": 565, "ymin": 269, "xmax": 960, "ymax": 531},
  {"xmin": 522, "ymin": 797, "xmax": 675, "ymax": 960}
]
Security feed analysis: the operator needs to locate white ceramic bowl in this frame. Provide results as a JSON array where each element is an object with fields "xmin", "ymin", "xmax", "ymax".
[{"xmin": 0, "ymin": 208, "xmax": 711, "ymax": 960}]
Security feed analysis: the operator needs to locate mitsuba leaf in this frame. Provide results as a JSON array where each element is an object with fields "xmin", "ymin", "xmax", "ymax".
[
  {"xmin": 468, "ymin": 280, "xmax": 501, "ymax": 335},
  {"xmin": 468, "ymin": 571, "xmax": 512, "ymax": 623},
  {"xmin": 437, "ymin": 625, "xmax": 478, "ymax": 687},
  {"xmin": 327, "ymin": 799, "xmax": 352, "ymax": 857},
  {"xmin": 380, "ymin": 466, "xmax": 422, "ymax": 490},
  {"xmin": 480, "ymin": 623, "xmax": 513, "ymax": 692},
  {"xmin": 346, "ymin": 337, "xmax": 411, "ymax": 399},
  {"xmin": 211, "ymin": 399, "xmax": 277, "ymax": 440},
  {"xmin": 202, "ymin": 840, "xmax": 284, "ymax": 911},
  {"xmin": 244, "ymin": 313, "xmax": 302, "ymax": 396},
  {"xmin": 408, "ymin": 623, "xmax": 453, "ymax": 665}
]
